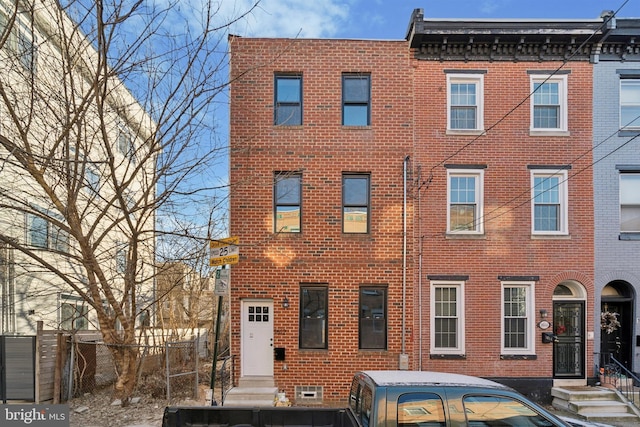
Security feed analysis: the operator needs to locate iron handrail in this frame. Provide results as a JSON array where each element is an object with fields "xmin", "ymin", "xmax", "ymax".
[{"xmin": 599, "ymin": 353, "xmax": 640, "ymax": 411}]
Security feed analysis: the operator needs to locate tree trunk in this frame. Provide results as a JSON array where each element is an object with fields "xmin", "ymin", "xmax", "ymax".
[{"xmin": 111, "ymin": 344, "xmax": 139, "ymax": 406}]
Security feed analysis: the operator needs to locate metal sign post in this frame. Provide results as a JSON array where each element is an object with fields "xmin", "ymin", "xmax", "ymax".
[{"xmin": 209, "ymin": 238, "xmax": 237, "ymax": 405}]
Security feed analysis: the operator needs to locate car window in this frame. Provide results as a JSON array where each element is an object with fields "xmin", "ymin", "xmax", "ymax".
[
  {"xmin": 463, "ymin": 395, "xmax": 556, "ymax": 427},
  {"xmin": 361, "ymin": 385, "xmax": 372, "ymax": 427},
  {"xmin": 398, "ymin": 392, "xmax": 446, "ymax": 427}
]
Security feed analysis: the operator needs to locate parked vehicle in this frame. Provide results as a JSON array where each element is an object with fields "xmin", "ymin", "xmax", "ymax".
[{"xmin": 162, "ymin": 370, "xmax": 596, "ymax": 427}]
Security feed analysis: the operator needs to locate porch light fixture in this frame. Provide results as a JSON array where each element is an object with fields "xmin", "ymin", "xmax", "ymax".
[
  {"xmin": 539, "ymin": 309, "xmax": 548, "ymax": 319},
  {"xmin": 282, "ymin": 297, "xmax": 289, "ymax": 309}
]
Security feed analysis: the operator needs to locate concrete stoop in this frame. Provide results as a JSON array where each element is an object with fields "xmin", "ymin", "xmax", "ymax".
[
  {"xmin": 222, "ymin": 376, "xmax": 278, "ymax": 407},
  {"xmin": 551, "ymin": 386, "xmax": 640, "ymax": 423}
]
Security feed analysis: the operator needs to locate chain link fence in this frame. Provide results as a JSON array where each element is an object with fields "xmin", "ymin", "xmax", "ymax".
[{"xmin": 64, "ymin": 332, "xmax": 214, "ymax": 402}]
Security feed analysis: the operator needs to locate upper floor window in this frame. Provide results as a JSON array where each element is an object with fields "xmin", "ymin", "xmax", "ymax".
[
  {"xmin": 502, "ymin": 282, "xmax": 535, "ymax": 355},
  {"xmin": 342, "ymin": 74, "xmax": 370, "ymax": 126},
  {"xmin": 26, "ymin": 209, "xmax": 68, "ymax": 251},
  {"xmin": 447, "ymin": 169, "xmax": 484, "ymax": 234},
  {"xmin": 274, "ymin": 172, "xmax": 301, "ymax": 233},
  {"xmin": 620, "ymin": 79, "xmax": 640, "ymax": 130},
  {"xmin": 531, "ymin": 170, "xmax": 568, "ymax": 235},
  {"xmin": 84, "ymin": 163, "xmax": 100, "ymax": 193},
  {"xmin": 431, "ymin": 281, "xmax": 465, "ymax": 355},
  {"xmin": 620, "ymin": 172, "xmax": 640, "ymax": 233},
  {"xmin": 343, "ymin": 174, "xmax": 370, "ymax": 233},
  {"xmin": 117, "ymin": 125, "xmax": 136, "ymax": 163},
  {"xmin": 299, "ymin": 285, "xmax": 327, "ymax": 349},
  {"xmin": 359, "ymin": 287, "xmax": 387, "ymax": 350},
  {"xmin": 447, "ymin": 74, "xmax": 484, "ymax": 131},
  {"xmin": 274, "ymin": 74, "xmax": 302, "ymax": 126},
  {"xmin": 530, "ymin": 74, "xmax": 568, "ymax": 132},
  {"xmin": 0, "ymin": 5, "xmax": 37, "ymax": 72}
]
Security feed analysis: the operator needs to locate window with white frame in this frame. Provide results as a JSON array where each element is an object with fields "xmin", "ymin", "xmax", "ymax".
[
  {"xmin": 620, "ymin": 79, "xmax": 640, "ymax": 130},
  {"xmin": 530, "ymin": 74, "xmax": 568, "ymax": 132},
  {"xmin": 447, "ymin": 74, "xmax": 484, "ymax": 131},
  {"xmin": 430, "ymin": 281, "xmax": 465, "ymax": 355},
  {"xmin": 447, "ymin": 169, "xmax": 484, "ymax": 234},
  {"xmin": 502, "ymin": 282, "xmax": 535, "ymax": 355},
  {"xmin": 531, "ymin": 169, "xmax": 568, "ymax": 235},
  {"xmin": 620, "ymin": 172, "xmax": 640, "ymax": 233}
]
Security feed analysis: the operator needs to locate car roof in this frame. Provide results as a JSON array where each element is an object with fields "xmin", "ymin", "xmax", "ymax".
[{"xmin": 358, "ymin": 370, "xmax": 512, "ymax": 390}]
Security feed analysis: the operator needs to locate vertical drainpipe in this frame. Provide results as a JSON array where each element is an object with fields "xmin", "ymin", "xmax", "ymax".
[
  {"xmin": 401, "ymin": 155, "xmax": 409, "ymax": 364},
  {"xmin": 417, "ymin": 166, "xmax": 423, "ymax": 371}
]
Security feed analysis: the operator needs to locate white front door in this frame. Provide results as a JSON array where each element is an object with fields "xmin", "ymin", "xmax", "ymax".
[{"xmin": 241, "ymin": 299, "xmax": 274, "ymax": 376}]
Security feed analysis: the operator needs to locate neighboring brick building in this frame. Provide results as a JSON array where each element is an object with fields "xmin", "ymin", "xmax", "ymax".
[
  {"xmin": 406, "ymin": 10, "xmax": 599, "ymax": 401},
  {"xmin": 228, "ymin": 10, "xmax": 638, "ymax": 404}
]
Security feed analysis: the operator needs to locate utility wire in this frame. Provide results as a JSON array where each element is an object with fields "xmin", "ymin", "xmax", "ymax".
[{"xmin": 427, "ymin": 0, "xmax": 628, "ymax": 177}]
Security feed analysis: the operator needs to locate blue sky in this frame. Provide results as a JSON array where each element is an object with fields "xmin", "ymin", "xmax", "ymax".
[{"xmin": 224, "ymin": 0, "xmax": 640, "ymax": 39}]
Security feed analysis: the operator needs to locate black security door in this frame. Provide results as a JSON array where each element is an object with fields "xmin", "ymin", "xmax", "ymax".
[
  {"xmin": 553, "ymin": 302, "xmax": 585, "ymax": 378},
  {"xmin": 601, "ymin": 300, "xmax": 633, "ymax": 370}
]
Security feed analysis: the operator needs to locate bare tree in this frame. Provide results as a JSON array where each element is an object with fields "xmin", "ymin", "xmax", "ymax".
[{"xmin": 0, "ymin": 0, "xmax": 246, "ymax": 403}]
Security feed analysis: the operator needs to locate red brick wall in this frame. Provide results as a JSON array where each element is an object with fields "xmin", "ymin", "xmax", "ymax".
[
  {"xmin": 411, "ymin": 60, "xmax": 594, "ymax": 378},
  {"xmin": 229, "ymin": 37, "xmax": 415, "ymax": 402},
  {"xmin": 229, "ymin": 35, "xmax": 595, "ymax": 403}
]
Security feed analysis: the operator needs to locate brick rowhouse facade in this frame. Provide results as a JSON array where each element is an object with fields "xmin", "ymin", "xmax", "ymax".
[
  {"xmin": 227, "ymin": 9, "xmax": 632, "ymax": 405},
  {"xmin": 228, "ymin": 37, "xmax": 414, "ymax": 403},
  {"xmin": 407, "ymin": 10, "xmax": 598, "ymax": 401}
]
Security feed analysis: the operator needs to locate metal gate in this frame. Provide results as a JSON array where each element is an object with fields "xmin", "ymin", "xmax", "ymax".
[{"xmin": 0, "ymin": 335, "xmax": 36, "ymax": 403}]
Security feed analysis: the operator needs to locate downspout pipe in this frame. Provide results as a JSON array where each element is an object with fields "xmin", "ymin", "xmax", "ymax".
[{"xmin": 402, "ymin": 155, "xmax": 409, "ymax": 356}]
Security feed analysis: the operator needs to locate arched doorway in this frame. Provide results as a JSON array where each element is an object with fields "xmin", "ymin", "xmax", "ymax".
[
  {"xmin": 553, "ymin": 281, "xmax": 586, "ymax": 379},
  {"xmin": 600, "ymin": 281, "xmax": 634, "ymax": 371}
]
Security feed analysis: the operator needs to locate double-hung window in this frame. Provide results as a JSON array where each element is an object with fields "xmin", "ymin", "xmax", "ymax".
[
  {"xmin": 299, "ymin": 285, "xmax": 327, "ymax": 349},
  {"xmin": 447, "ymin": 168, "xmax": 484, "ymax": 234},
  {"xmin": 530, "ymin": 74, "xmax": 568, "ymax": 132},
  {"xmin": 342, "ymin": 74, "xmax": 370, "ymax": 126},
  {"xmin": 620, "ymin": 172, "xmax": 640, "ymax": 233},
  {"xmin": 620, "ymin": 79, "xmax": 640, "ymax": 130},
  {"xmin": 431, "ymin": 281, "xmax": 465, "ymax": 355},
  {"xmin": 275, "ymin": 74, "xmax": 302, "ymax": 126},
  {"xmin": 447, "ymin": 73, "xmax": 484, "ymax": 131},
  {"xmin": 502, "ymin": 282, "xmax": 535, "ymax": 355},
  {"xmin": 531, "ymin": 169, "xmax": 568, "ymax": 235},
  {"xmin": 343, "ymin": 174, "xmax": 370, "ymax": 233},
  {"xmin": 274, "ymin": 172, "xmax": 301, "ymax": 233},
  {"xmin": 359, "ymin": 287, "xmax": 387, "ymax": 349}
]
